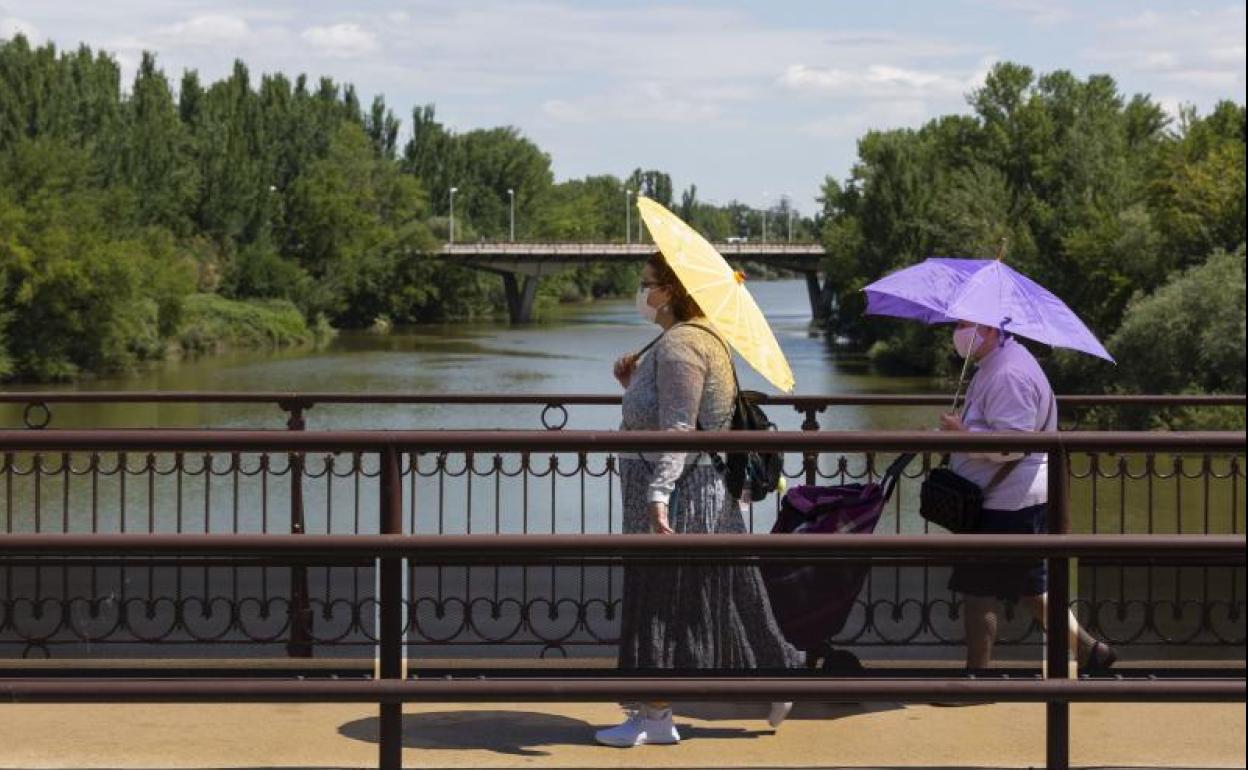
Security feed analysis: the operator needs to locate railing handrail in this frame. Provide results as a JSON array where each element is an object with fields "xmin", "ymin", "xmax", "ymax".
[
  {"xmin": 2, "ymin": 391, "xmax": 1243, "ymax": 407},
  {"xmin": 438, "ymin": 241, "xmax": 825, "ymax": 252},
  {"xmin": 2, "ymin": 533, "xmax": 1243, "ymax": 560},
  {"xmin": 1, "ymin": 428, "xmax": 1243, "ymax": 453},
  {"xmin": 2, "ymin": 677, "xmax": 1241, "ymax": 704}
]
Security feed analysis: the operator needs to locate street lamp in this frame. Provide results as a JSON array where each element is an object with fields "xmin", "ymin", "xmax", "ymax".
[
  {"xmin": 507, "ymin": 188, "xmax": 515, "ymax": 242},
  {"xmin": 448, "ymin": 186, "xmax": 458, "ymax": 243},
  {"xmin": 761, "ymin": 191, "xmax": 770, "ymax": 242},
  {"xmin": 784, "ymin": 192, "xmax": 794, "ymax": 243},
  {"xmin": 624, "ymin": 189, "xmax": 633, "ymax": 244}
]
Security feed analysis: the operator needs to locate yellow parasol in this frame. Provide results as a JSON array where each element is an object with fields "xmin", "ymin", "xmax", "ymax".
[{"xmin": 637, "ymin": 195, "xmax": 795, "ymax": 392}]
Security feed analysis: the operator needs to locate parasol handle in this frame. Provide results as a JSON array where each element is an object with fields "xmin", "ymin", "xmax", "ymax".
[{"xmin": 949, "ymin": 324, "xmax": 980, "ymax": 413}]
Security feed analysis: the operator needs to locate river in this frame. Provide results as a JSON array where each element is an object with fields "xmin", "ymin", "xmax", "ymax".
[{"xmin": 1, "ymin": 279, "xmax": 940, "ymax": 432}]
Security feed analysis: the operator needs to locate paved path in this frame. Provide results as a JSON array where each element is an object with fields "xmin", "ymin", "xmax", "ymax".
[{"xmin": 0, "ymin": 700, "xmax": 1242, "ymax": 769}]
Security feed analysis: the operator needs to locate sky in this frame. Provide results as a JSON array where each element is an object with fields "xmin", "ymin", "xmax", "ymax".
[{"xmin": 2, "ymin": 1, "xmax": 1244, "ymax": 212}]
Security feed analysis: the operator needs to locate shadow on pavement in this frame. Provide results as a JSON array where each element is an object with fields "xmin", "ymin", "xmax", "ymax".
[
  {"xmin": 337, "ymin": 708, "xmax": 778, "ymax": 757},
  {"xmin": 675, "ymin": 699, "xmax": 906, "ymax": 722}
]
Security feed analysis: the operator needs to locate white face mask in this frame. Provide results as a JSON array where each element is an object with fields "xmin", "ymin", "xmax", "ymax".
[
  {"xmin": 635, "ymin": 287, "xmax": 659, "ymax": 323},
  {"xmin": 953, "ymin": 325, "xmax": 982, "ymax": 359}
]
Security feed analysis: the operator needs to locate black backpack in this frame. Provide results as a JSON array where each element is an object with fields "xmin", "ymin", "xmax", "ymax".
[
  {"xmin": 717, "ymin": 385, "xmax": 785, "ymax": 502},
  {"xmin": 640, "ymin": 323, "xmax": 784, "ymax": 502}
]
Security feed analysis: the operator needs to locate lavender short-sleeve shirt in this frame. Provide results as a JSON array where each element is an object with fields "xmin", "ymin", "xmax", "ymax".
[{"xmin": 950, "ymin": 337, "xmax": 1057, "ymax": 510}]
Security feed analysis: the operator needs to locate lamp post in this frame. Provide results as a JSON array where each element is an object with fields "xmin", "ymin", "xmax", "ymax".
[
  {"xmin": 761, "ymin": 191, "xmax": 770, "ymax": 242},
  {"xmin": 448, "ymin": 186, "xmax": 458, "ymax": 243},
  {"xmin": 637, "ymin": 194, "xmax": 643, "ymax": 243},
  {"xmin": 784, "ymin": 192, "xmax": 794, "ymax": 243},
  {"xmin": 507, "ymin": 188, "xmax": 515, "ymax": 242},
  {"xmin": 624, "ymin": 189, "xmax": 633, "ymax": 244}
]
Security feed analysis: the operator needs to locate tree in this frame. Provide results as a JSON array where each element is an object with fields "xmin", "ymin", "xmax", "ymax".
[
  {"xmin": 282, "ymin": 123, "xmax": 432, "ymax": 324},
  {"xmin": 1109, "ymin": 246, "xmax": 1246, "ymax": 398},
  {"xmin": 116, "ymin": 52, "xmax": 193, "ymax": 233}
]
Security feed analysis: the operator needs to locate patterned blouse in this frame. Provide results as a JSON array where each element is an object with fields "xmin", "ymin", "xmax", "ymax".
[{"xmin": 620, "ymin": 320, "xmax": 736, "ymax": 505}]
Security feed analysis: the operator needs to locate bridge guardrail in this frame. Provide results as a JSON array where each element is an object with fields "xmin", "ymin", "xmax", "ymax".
[{"xmin": 3, "ymin": 525, "xmax": 1244, "ymax": 770}]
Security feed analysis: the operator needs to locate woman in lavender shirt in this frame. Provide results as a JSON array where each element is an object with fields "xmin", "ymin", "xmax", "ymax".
[{"xmin": 939, "ymin": 320, "xmax": 1117, "ymax": 673}]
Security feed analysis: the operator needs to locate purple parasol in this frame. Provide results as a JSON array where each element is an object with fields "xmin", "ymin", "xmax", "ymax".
[{"xmin": 863, "ymin": 257, "xmax": 1114, "ymax": 362}]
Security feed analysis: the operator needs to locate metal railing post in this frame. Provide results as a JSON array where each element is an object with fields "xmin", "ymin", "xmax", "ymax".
[
  {"xmin": 282, "ymin": 402, "xmax": 313, "ymax": 658},
  {"xmin": 1046, "ymin": 441, "xmax": 1071, "ymax": 770},
  {"xmin": 800, "ymin": 406, "xmax": 822, "ymax": 485},
  {"xmin": 379, "ymin": 446, "xmax": 405, "ymax": 769}
]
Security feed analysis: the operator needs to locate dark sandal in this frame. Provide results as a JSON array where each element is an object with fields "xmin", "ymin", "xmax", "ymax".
[{"xmin": 1082, "ymin": 641, "xmax": 1118, "ymax": 674}]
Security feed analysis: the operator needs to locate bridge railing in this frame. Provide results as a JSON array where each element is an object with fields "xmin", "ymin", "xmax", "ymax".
[
  {"xmin": 438, "ymin": 241, "xmax": 824, "ymax": 253},
  {"xmin": 0, "ymin": 425, "xmax": 1242, "ymax": 666},
  {"xmin": 6, "ymin": 391, "xmax": 1242, "ymax": 431},
  {"xmin": 4, "ymin": 534, "xmax": 1242, "ymax": 770}
]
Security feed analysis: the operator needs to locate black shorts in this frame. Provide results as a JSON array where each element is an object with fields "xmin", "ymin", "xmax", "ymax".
[{"xmin": 947, "ymin": 503, "xmax": 1048, "ymax": 600}]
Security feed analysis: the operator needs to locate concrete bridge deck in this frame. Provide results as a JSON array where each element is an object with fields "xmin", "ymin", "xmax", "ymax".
[
  {"xmin": 439, "ymin": 241, "xmax": 824, "ymax": 261},
  {"xmin": 438, "ymin": 242, "xmax": 832, "ymax": 323},
  {"xmin": 1, "ymin": 699, "xmax": 1241, "ymax": 769}
]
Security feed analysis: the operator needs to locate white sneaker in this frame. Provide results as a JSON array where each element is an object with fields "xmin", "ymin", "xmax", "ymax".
[
  {"xmin": 594, "ymin": 706, "xmax": 681, "ymax": 747},
  {"xmin": 768, "ymin": 701, "xmax": 793, "ymax": 728}
]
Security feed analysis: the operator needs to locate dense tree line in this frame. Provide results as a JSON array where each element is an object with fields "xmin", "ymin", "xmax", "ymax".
[
  {"xmin": 1, "ymin": 40, "xmax": 1241, "ymax": 404},
  {"xmin": 0, "ymin": 36, "xmax": 812, "ymax": 381},
  {"xmin": 817, "ymin": 63, "xmax": 1245, "ymax": 420}
]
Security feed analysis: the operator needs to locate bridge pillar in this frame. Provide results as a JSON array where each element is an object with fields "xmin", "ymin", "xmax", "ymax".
[
  {"xmin": 804, "ymin": 271, "xmax": 836, "ymax": 326},
  {"xmin": 502, "ymin": 273, "xmax": 540, "ymax": 324}
]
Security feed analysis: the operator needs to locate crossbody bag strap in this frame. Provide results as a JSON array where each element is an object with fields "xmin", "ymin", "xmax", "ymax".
[
  {"xmin": 637, "ymin": 322, "xmax": 727, "ymax": 471},
  {"xmin": 680, "ymin": 322, "xmax": 741, "ymax": 394},
  {"xmin": 677, "ymin": 322, "xmax": 740, "ymax": 428},
  {"xmin": 671, "ymin": 322, "xmax": 737, "ymax": 476},
  {"xmin": 981, "ymin": 390, "xmax": 1058, "ymax": 493},
  {"xmin": 982, "ymin": 457, "xmax": 1022, "ymax": 494}
]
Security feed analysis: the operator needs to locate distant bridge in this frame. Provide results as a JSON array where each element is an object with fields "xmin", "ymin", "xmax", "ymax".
[{"xmin": 439, "ymin": 242, "xmax": 831, "ymax": 323}]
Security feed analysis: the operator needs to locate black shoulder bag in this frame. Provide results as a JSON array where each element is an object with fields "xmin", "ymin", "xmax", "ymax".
[
  {"xmin": 637, "ymin": 323, "xmax": 784, "ymax": 502},
  {"xmin": 918, "ymin": 394, "xmax": 1056, "ymax": 533}
]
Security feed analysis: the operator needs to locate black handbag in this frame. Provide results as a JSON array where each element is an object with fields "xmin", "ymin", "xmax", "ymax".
[
  {"xmin": 918, "ymin": 395, "xmax": 1055, "ymax": 533},
  {"xmin": 919, "ymin": 461, "xmax": 1019, "ymax": 533}
]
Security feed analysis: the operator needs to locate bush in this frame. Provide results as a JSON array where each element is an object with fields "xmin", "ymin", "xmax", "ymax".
[
  {"xmin": 1105, "ymin": 245, "xmax": 1246, "ymax": 426},
  {"xmin": 175, "ymin": 294, "xmax": 326, "ymax": 354},
  {"xmin": 1109, "ymin": 245, "xmax": 1245, "ymax": 394}
]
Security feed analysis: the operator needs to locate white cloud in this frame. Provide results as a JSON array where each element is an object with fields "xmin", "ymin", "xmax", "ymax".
[
  {"xmin": 380, "ymin": 3, "xmax": 986, "ymax": 101},
  {"xmin": 301, "ymin": 23, "xmax": 377, "ymax": 58},
  {"xmin": 783, "ymin": 54, "xmax": 999, "ymax": 140},
  {"xmin": 541, "ymin": 99, "xmax": 586, "ymax": 122},
  {"xmin": 974, "ymin": 0, "xmax": 1072, "ymax": 26},
  {"xmin": 799, "ymin": 100, "xmax": 930, "ymax": 138},
  {"xmin": 778, "ymin": 64, "xmax": 969, "ymax": 97},
  {"xmin": 158, "ymin": 14, "xmax": 251, "ymax": 46},
  {"xmin": 1210, "ymin": 45, "xmax": 1247, "ymax": 65},
  {"xmin": 540, "ymin": 81, "xmax": 725, "ymax": 125},
  {"xmin": 1, "ymin": 15, "xmax": 40, "ymax": 41},
  {"xmin": 1091, "ymin": 6, "xmax": 1245, "ymax": 98}
]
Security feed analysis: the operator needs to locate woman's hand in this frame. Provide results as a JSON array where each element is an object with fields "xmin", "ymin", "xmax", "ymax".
[
  {"xmin": 938, "ymin": 412, "xmax": 967, "ymax": 432},
  {"xmin": 647, "ymin": 501, "xmax": 674, "ymax": 534},
  {"xmin": 613, "ymin": 353, "xmax": 640, "ymax": 388}
]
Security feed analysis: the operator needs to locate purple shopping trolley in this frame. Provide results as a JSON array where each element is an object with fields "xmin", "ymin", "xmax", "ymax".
[{"xmin": 761, "ymin": 453, "xmax": 913, "ymax": 672}]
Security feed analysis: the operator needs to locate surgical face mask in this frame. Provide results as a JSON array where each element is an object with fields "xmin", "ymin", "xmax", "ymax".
[
  {"xmin": 635, "ymin": 287, "xmax": 659, "ymax": 323},
  {"xmin": 953, "ymin": 325, "xmax": 982, "ymax": 359}
]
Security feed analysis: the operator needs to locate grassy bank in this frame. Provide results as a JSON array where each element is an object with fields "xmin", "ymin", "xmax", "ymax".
[{"xmin": 174, "ymin": 294, "xmax": 334, "ymax": 356}]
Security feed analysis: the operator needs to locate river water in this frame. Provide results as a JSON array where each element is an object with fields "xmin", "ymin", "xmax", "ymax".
[{"xmin": 1, "ymin": 279, "xmax": 939, "ymax": 433}]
